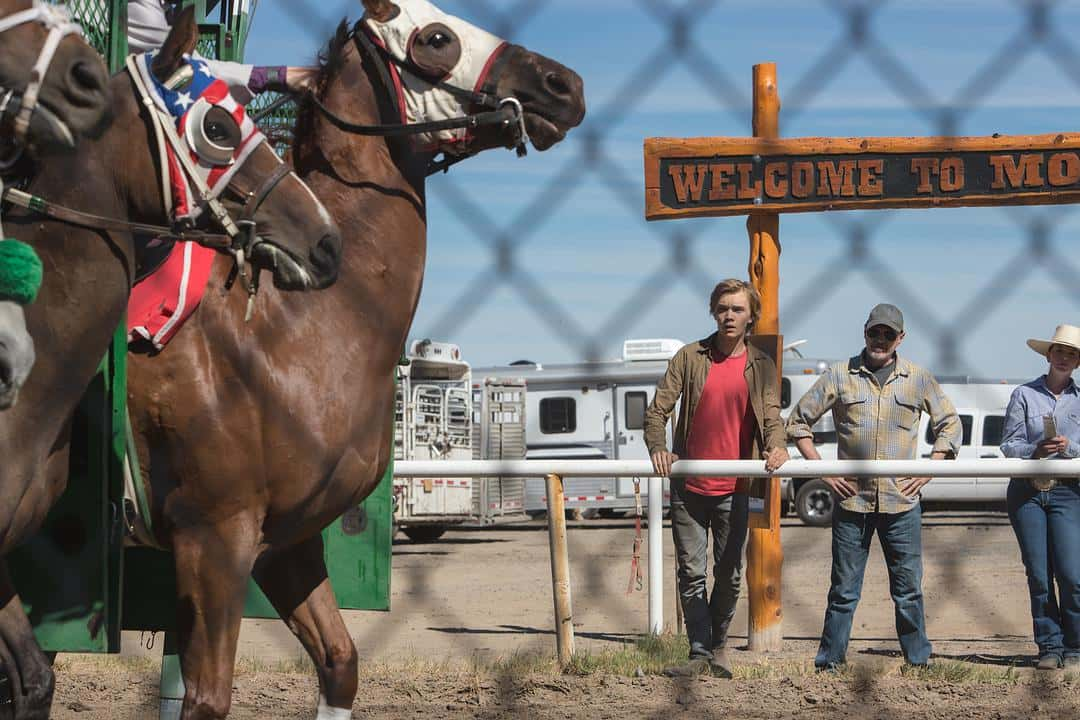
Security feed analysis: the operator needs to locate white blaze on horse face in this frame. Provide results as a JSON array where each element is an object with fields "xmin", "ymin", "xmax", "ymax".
[
  {"xmin": 363, "ymin": 0, "xmax": 507, "ymax": 151},
  {"xmin": 0, "ymin": 300, "xmax": 35, "ymax": 411}
]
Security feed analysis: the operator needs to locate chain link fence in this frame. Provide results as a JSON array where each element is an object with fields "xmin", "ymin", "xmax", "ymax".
[{"xmin": 37, "ymin": 0, "xmax": 1080, "ymax": 715}]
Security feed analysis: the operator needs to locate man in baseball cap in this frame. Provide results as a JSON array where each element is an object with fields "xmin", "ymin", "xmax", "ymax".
[{"xmin": 786, "ymin": 302, "xmax": 961, "ymax": 670}]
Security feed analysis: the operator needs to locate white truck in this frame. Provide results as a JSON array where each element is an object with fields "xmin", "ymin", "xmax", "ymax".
[{"xmin": 393, "ymin": 340, "xmax": 528, "ymax": 541}]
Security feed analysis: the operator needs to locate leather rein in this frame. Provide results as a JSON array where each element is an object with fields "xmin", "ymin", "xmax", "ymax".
[{"xmin": 297, "ymin": 23, "xmax": 530, "ymax": 176}]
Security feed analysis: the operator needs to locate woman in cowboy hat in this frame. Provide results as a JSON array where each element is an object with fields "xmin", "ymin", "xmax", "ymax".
[{"xmin": 1001, "ymin": 324, "xmax": 1080, "ymax": 670}]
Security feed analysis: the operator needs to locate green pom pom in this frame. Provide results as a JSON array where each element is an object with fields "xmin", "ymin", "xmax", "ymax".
[{"xmin": 0, "ymin": 239, "xmax": 44, "ymax": 305}]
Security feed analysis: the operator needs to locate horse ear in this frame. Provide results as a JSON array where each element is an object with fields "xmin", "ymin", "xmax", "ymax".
[
  {"xmin": 151, "ymin": 6, "xmax": 200, "ymax": 82},
  {"xmin": 361, "ymin": 0, "xmax": 399, "ymax": 22}
]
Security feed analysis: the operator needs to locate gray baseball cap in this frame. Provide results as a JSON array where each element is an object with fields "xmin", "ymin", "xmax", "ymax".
[{"xmin": 865, "ymin": 303, "xmax": 904, "ymax": 334}]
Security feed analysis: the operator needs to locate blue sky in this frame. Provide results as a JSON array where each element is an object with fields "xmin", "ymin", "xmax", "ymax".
[{"xmin": 245, "ymin": 0, "xmax": 1080, "ymax": 378}]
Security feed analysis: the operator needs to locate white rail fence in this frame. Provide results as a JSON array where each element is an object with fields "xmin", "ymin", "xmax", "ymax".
[{"xmin": 394, "ymin": 459, "xmax": 1080, "ymax": 663}]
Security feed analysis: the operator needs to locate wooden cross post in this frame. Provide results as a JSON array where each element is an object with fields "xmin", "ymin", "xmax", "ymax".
[
  {"xmin": 744, "ymin": 62, "xmax": 784, "ymax": 651},
  {"xmin": 644, "ymin": 61, "xmax": 1080, "ymax": 654}
]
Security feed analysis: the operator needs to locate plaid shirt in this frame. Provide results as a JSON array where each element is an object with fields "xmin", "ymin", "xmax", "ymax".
[{"xmin": 786, "ymin": 353, "xmax": 961, "ymax": 514}]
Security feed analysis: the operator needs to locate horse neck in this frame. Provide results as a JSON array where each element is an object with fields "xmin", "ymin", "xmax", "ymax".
[
  {"xmin": 0, "ymin": 71, "xmax": 156, "ymax": 440},
  {"xmin": 292, "ymin": 50, "xmax": 430, "ymax": 358}
]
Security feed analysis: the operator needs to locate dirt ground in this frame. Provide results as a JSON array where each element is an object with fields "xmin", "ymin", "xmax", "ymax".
[{"xmin": 49, "ymin": 511, "xmax": 1077, "ymax": 718}]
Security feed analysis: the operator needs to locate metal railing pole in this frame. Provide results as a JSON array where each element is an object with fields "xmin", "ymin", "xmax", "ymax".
[
  {"xmin": 545, "ymin": 473, "xmax": 575, "ymax": 666},
  {"xmin": 647, "ymin": 476, "xmax": 664, "ymax": 635}
]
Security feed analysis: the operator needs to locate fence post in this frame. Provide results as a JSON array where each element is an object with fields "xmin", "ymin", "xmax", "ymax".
[
  {"xmin": 746, "ymin": 61, "xmax": 785, "ymax": 652},
  {"xmin": 545, "ymin": 473, "xmax": 575, "ymax": 666},
  {"xmin": 647, "ymin": 476, "xmax": 664, "ymax": 635}
]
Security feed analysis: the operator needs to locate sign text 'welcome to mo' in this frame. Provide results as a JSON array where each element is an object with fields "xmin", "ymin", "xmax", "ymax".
[{"xmin": 644, "ymin": 133, "xmax": 1080, "ymax": 220}]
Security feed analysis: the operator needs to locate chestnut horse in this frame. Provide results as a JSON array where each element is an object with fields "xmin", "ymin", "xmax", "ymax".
[
  {"xmin": 0, "ymin": 10, "xmax": 341, "ymax": 719},
  {"xmin": 0, "ymin": 0, "xmax": 112, "ymax": 409},
  {"xmin": 0, "ymin": 0, "xmax": 111, "ymax": 154},
  {"xmin": 127, "ymin": 0, "xmax": 584, "ymax": 717}
]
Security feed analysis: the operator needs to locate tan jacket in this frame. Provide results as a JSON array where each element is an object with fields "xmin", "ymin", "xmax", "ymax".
[{"xmin": 644, "ymin": 335, "xmax": 788, "ymax": 489}]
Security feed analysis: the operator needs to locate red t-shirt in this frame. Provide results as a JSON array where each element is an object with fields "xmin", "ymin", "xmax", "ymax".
[{"xmin": 685, "ymin": 350, "xmax": 756, "ymax": 496}]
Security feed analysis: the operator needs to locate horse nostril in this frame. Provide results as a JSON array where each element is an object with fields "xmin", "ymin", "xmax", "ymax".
[
  {"xmin": 545, "ymin": 72, "xmax": 572, "ymax": 98},
  {"xmin": 69, "ymin": 60, "xmax": 106, "ymax": 94}
]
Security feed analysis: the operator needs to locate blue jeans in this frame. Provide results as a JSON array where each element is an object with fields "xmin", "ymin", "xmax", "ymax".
[
  {"xmin": 1006, "ymin": 479, "xmax": 1080, "ymax": 660},
  {"xmin": 816, "ymin": 504, "xmax": 931, "ymax": 668},
  {"xmin": 669, "ymin": 480, "xmax": 748, "ymax": 660}
]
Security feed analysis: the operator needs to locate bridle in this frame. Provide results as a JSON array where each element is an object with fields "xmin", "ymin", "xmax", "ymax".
[
  {"xmin": 0, "ymin": 53, "xmax": 296, "ymax": 317},
  {"xmin": 0, "ymin": 0, "xmax": 84, "ymax": 165},
  {"xmin": 295, "ymin": 21, "xmax": 530, "ymax": 176}
]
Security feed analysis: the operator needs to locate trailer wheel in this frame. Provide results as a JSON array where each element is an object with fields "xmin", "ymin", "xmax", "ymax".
[
  {"xmin": 402, "ymin": 526, "xmax": 447, "ymax": 543},
  {"xmin": 795, "ymin": 479, "xmax": 834, "ymax": 527}
]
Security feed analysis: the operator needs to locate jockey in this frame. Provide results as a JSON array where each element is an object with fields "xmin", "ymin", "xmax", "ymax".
[{"xmin": 0, "ymin": 239, "xmax": 43, "ymax": 306}]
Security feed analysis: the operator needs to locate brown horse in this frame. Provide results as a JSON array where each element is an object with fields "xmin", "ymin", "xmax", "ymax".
[
  {"xmin": 127, "ymin": 0, "xmax": 584, "ymax": 716},
  {"xmin": 0, "ymin": 10, "xmax": 342, "ymax": 719},
  {"xmin": 0, "ymin": 0, "xmax": 111, "ymax": 153},
  {"xmin": 0, "ymin": 0, "xmax": 113, "ymax": 408}
]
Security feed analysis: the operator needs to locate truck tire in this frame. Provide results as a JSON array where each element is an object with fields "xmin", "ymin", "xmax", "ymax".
[
  {"xmin": 402, "ymin": 526, "xmax": 447, "ymax": 543},
  {"xmin": 795, "ymin": 479, "xmax": 834, "ymax": 527}
]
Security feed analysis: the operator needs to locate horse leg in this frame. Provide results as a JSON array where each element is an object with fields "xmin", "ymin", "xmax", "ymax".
[
  {"xmin": 172, "ymin": 520, "xmax": 260, "ymax": 720},
  {"xmin": 0, "ymin": 561, "xmax": 54, "ymax": 720},
  {"xmin": 252, "ymin": 535, "xmax": 357, "ymax": 719}
]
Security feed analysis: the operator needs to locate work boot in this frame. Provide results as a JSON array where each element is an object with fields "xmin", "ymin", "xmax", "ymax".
[
  {"xmin": 709, "ymin": 647, "xmax": 733, "ymax": 679},
  {"xmin": 1037, "ymin": 654, "xmax": 1063, "ymax": 670},
  {"xmin": 662, "ymin": 657, "xmax": 711, "ymax": 678}
]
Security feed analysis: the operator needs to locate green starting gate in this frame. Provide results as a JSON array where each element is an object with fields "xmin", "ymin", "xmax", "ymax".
[{"xmin": 11, "ymin": 0, "xmax": 391, "ymax": 658}]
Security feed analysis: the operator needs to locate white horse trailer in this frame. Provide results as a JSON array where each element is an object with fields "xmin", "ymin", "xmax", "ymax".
[
  {"xmin": 473, "ymin": 339, "xmax": 835, "ymax": 516},
  {"xmin": 393, "ymin": 341, "xmax": 530, "ymax": 541},
  {"xmin": 393, "ymin": 340, "xmax": 474, "ymax": 541},
  {"xmin": 471, "ymin": 377, "xmax": 528, "ymax": 522}
]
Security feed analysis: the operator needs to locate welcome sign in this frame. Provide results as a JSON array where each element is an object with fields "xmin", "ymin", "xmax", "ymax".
[{"xmin": 644, "ymin": 134, "xmax": 1080, "ymax": 219}]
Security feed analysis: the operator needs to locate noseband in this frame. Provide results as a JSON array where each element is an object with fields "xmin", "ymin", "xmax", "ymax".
[
  {"xmin": 297, "ymin": 22, "xmax": 530, "ymax": 176},
  {"xmin": 0, "ymin": 0, "xmax": 85, "ymax": 163}
]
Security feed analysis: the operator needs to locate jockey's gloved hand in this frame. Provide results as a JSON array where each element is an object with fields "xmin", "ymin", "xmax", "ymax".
[
  {"xmin": 249, "ymin": 66, "xmax": 317, "ymax": 95},
  {"xmin": 0, "ymin": 240, "xmax": 43, "ymax": 306}
]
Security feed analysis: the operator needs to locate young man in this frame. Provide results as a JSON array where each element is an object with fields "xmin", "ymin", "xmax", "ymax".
[
  {"xmin": 644, "ymin": 278, "xmax": 789, "ymax": 678},
  {"xmin": 786, "ymin": 303, "xmax": 961, "ymax": 670}
]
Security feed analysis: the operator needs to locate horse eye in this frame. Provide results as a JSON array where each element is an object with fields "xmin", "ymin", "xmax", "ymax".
[
  {"xmin": 205, "ymin": 120, "xmax": 232, "ymax": 144},
  {"xmin": 429, "ymin": 31, "xmax": 451, "ymax": 49}
]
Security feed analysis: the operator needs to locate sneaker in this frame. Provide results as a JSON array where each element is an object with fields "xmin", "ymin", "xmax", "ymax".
[
  {"xmin": 663, "ymin": 657, "xmax": 711, "ymax": 678},
  {"xmin": 814, "ymin": 662, "xmax": 845, "ymax": 674},
  {"xmin": 709, "ymin": 648, "xmax": 733, "ymax": 679},
  {"xmin": 1063, "ymin": 656, "xmax": 1080, "ymax": 670},
  {"xmin": 1037, "ymin": 654, "xmax": 1063, "ymax": 670}
]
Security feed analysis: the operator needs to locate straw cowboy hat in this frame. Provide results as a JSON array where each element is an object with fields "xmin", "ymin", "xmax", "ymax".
[{"xmin": 1027, "ymin": 324, "xmax": 1080, "ymax": 358}]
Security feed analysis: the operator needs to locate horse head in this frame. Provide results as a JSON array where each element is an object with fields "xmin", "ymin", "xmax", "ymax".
[
  {"xmin": 0, "ymin": 0, "xmax": 111, "ymax": 153},
  {"xmin": 359, "ymin": 0, "xmax": 585, "ymax": 156},
  {"xmin": 140, "ymin": 8, "xmax": 341, "ymax": 290}
]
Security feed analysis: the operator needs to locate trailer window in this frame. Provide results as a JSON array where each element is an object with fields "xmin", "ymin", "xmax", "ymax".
[
  {"xmin": 925, "ymin": 414, "xmax": 972, "ymax": 445},
  {"xmin": 540, "ymin": 397, "xmax": 577, "ymax": 434},
  {"xmin": 982, "ymin": 415, "xmax": 1005, "ymax": 446},
  {"xmin": 625, "ymin": 392, "xmax": 648, "ymax": 430},
  {"xmin": 780, "ymin": 378, "xmax": 791, "ymax": 409}
]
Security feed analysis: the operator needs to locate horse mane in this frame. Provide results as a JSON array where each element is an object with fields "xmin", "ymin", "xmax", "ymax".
[{"xmin": 292, "ymin": 19, "xmax": 353, "ymax": 159}]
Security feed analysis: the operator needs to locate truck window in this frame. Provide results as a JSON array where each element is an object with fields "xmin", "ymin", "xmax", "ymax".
[
  {"xmin": 625, "ymin": 392, "xmax": 648, "ymax": 430},
  {"xmin": 781, "ymin": 378, "xmax": 791, "ymax": 409},
  {"xmin": 925, "ymin": 414, "xmax": 972, "ymax": 445},
  {"xmin": 540, "ymin": 397, "xmax": 576, "ymax": 434},
  {"xmin": 982, "ymin": 415, "xmax": 1005, "ymax": 446}
]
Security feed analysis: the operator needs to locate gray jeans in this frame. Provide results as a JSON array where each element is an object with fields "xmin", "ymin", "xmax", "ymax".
[{"xmin": 670, "ymin": 480, "xmax": 749, "ymax": 659}]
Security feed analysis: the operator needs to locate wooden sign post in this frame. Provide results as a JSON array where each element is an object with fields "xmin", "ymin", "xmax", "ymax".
[{"xmin": 644, "ymin": 61, "xmax": 1080, "ymax": 653}]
